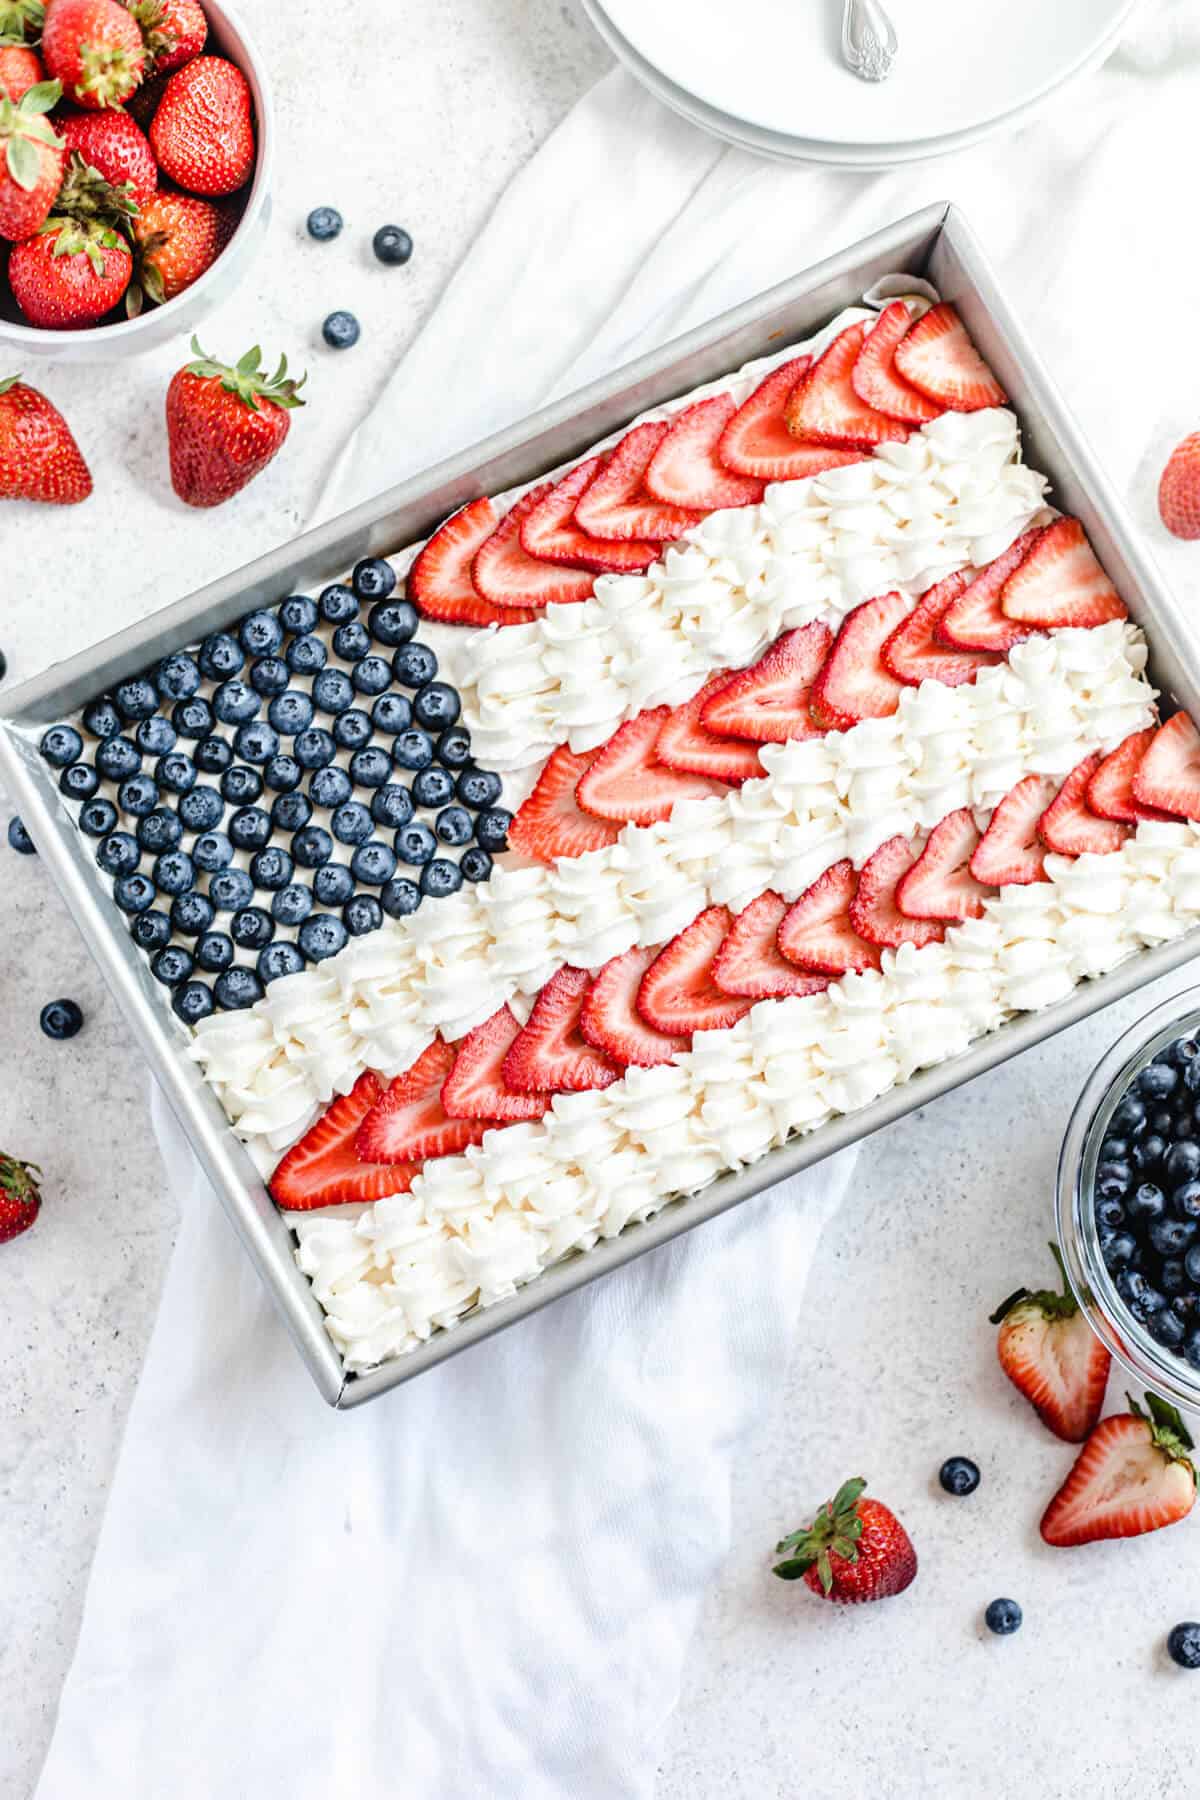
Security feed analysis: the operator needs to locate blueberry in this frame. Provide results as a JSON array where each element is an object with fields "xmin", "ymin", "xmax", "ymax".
[
  {"xmin": 1162, "ymin": 1258, "xmax": 1187, "ymax": 1296},
  {"xmin": 209, "ymin": 867, "xmax": 255, "ymax": 912},
  {"xmin": 1187, "ymin": 1242, "xmax": 1200, "ymax": 1286},
  {"xmin": 230, "ymin": 907, "xmax": 274, "ymax": 950},
  {"xmin": 311, "ymin": 670, "xmax": 354, "ymax": 716},
  {"xmin": 344, "ymin": 894, "xmax": 383, "ymax": 936},
  {"xmin": 155, "ymin": 653, "xmax": 202, "ymax": 701},
  {"xmin": 331, "ymin": 801, "xmax": 373, "ymax": 846},
  {"xmin": 135, "ymin": 714, "xmax": 177, "ymax": 756},
  {"xmin": 1170, "ymin": 1037, "xmax": 1200, "ymax": 1070},
  {"xmin": 195, "ymin": 736, "xmax": 234, "ymax": 776},
  {"xmin": 372, "ymin": 224, "xmax": 412, "ymax": 266},
  {"xmin": 299, "ymin": 913, "xmax": 349, "ymax": 960},
  {"xmin": 264, "ymin": 754, "xmax": 303, "ymax": 794},
  {"xmin": 332, "ymin": 620, "xmax": 370, "ymax": 663},
  {"xmin": 258, "ymin": 941, "xmax": 305, "ymax": 982},
  {"xmin": 1167, "ymin": 1141, "xmax": 1200, "ymax": 1188},
  {"xmin": 351, "ymin": 655, "xmax": 392, "ymax": 697},
  {"xmin": 294, "ymin": 728, "xmax": 336, "ymax": 770},
  {"xmin": 460, "ymin": 846, "xmax": 492, "ymax": 883},
  {"xmin": 413, "ymin": 766, "xmax": 454, "ymax": 809},
  {"xmin": 308, "ymin": 766, "xmax": 353, "ymax": 812},
  {"xmin": 474, "ymin": 808, "xmax": 511, "ymax": 852},
  {"xmin": 938, "ymin": 1456, "xmax": 981, "ymax": 1497},
  {"xmin": 393, "ymin": 642, "xmax": 437, "ymax": 688},
  {"xmin": 214, "ymin": 967, "xmax": 264, "ymax": 1010},
  {"xmin": 250, "ymin": 656, "xmax": 290, "ymax": 698},
  {"xmin": 153, "ymin": 850, "xmax": 195, "ymax": 896},
  {"xmin": 117, "ymin": 772, "xmax": 158, "ymax": 816},
  {"xmin": 40, "ymin": 997, "xmax": 83, "ymax": 1040},
  {"xmin": 371, "ymin": 693, "xmax": 411, "ymax": 736},
  {"xmin": 278, "ymin": 594, "xmax": 320, "ymax": 635},
  {"xmin": 457, "ymin": 768, "xmax": 503, "ymax": 810},
  {"xmin": 1150, "ymin": 1307, "xmax": 1187, "ymax": 1348},
  {"xmin": 318, "ymin": 582, "xmax": 358, "ymax": 625},
  {"xmin": 271, "ymin": 792, "xmax": 312, "ymax": 833},
  {"xmin": 59, "ymin": 763, "xmax": 100, "ymax": 801},
  {"xmin": 1101, "ymin": 1136, "xmax": 1130, "ymax": 1163},
  {"xmin": 984, "ymin": 1599, "xmax": 1022, "ymax": 1637},
  {"xmin": 1140, "ymin": 1061, "xmax": 1179, "ymax": 1100},
  {"xmin": 153, "ymin": 752, "xmax": 195, "ymax": 797},
  {"xmin": 233, "ymin": 721, "xmax": 279, "ymax": 767},
  {"xmin": 1167, "ymin": 1622, "xmax": 1200, "ymax": 1669},
  {"xmin": 322, "ymin": 310, "xmax": 360, "ymax": 350},
  {"xmin": 1094, "ymin": 1196, "xmax": 1126, "ymax": 1231},
  {"xmin": 95, "ymin": 831, "xmax": 140, "ymax": 877},
  {"xmin": 198, "ymin": 633, "xmax": 243, "ymax": 681},
  {"xmin": 1096, "ymin": 1159, "xmax": 1133, "ymax": 1197},
  {"xmin": 113, "ymin": 871, "xmax": 156, "ymax": 914},
  {"xmin": 209, "ymin": 680, "xmax": 256, "ymax": 728},
  {"xmin": 228, "ymin": 807, "xmax": 271, "ymax": 851},
  {"xmin": 271, "ymin": 883, "xmax": 313, "ymax": 926},
  {"xmin": 114, "ymin": 677, "xmax": 158, "ymax": 722},
  {"xmin": 152, "ymin": 945, "xmax": 194, "ymax": 987},
  {"xmin": 221, "ymin": 764, "xmax": 263, "ymax": 805},
  {"xmin": 351, "ymin": 558, "xmax": 396, "ymax": 604},
  {"xmin": 1175, "ymin": 1180, "xmax": 1200, "ymax": 1220},
  {"xmin": 350, "ymin": 840, "xmax": 396, "ymax": 885},
  {"xmin": 1132, "ymin": 1135, "xmax": 1166, "ymax": 1173},
  {"xmin": 1127, "ymin": 1182, "xmax": 1165, "ymax": 1223},
  {"xmin": 369, "ymin": 785, "xmax": 413, "ymax": 831},
  {"xmin": 313, "ymin": 863, "xmax": 354, "ymax": 907},
  {"xmin": 172, "ymin": 981, "xmax": 214, "ymax": 1024},
  {"xmin": 79, "ymin": 797, "xmax": 118, "ymax": 838},
  {"xmin": 391, "ymin": 730, "xmax": 433, "ymax": 773},
  {"xmin": 178, "ymin": 786, "xmax": 224, "ymax": 833},
  {"xmin": 137, "ymin": 809, "xmax": 183, "ymax": 854},
  {"xmin": 1111, "ymin": 1094, "xmax": 1147, "ymax": 1137},
  {"xmin": 1185, "ymin": 1059, "xmax": 1200, "ymax": 1097},
  {"xmin": 381, "ymin": 876, "xmax": 421, "ymax": 917},
  {"xmin": 250, "ymin": 846, "xmax": 294, "ymax": 891},
  {"xmin": 286, "ymin": 634, "xmax": 327, "ymax": 677},
  {"xmin": 306, "ymin": 204, "xmax": 343, "ymax": 241},
  {"xmin": 333, "ymin": 709, "xmax": 373, "ymax": 751},
  {"xmin": 95, "ymin": 736, "xmax": 141, "ymax": 782},
  {"xmin": 130, "ymin": 909, "xmax": 171, "ymax": 952},
  {"xmin": 419, "ymin": 857, "xmax": 463, "ymax": 898},
  {"xmin": 1102, "ymin": 1230, "xmax": 1136, "ymax": 1270},
  {"xmin": 413, "ymin": 682, "xmax": 460, "ymax": 731},
  {"xmin": 83, "ymin": 696, "xmax": 123, "ymax": 739},
  {"xmin": 366, "ymin": 599, "xmax": 417, "ymax": 647},
  {"xmin": 350, "ymin": 745, "xmax": 393, "ymax": 787},
  {"xmin": 1151, "ymin": 1215, "xmax": 1197, "ymax": 1257},
  {"xmin": 39, "ymin": 723, "xmax": 83, "ymax": 767},
  {"xmin": 395, "ymin": 820, "xmax": 436, "ymax": 865},
  {"xmin": 172, "ymin": 697, "xmax": 213, "ymax": 739},
  {"xmin": 7, "ymin": 816, "xmax": 35, "ymax": 855},
  {"xmin": 192, "ymin": 930, "xmax": 234, "ymax": 975},
  {"xmin": 192, "ymin": 830, "xmax": 234, "ymax": 872},
  {"xmin": 292, "ymin": 825, "xmax": 333, "ymax": 868}
]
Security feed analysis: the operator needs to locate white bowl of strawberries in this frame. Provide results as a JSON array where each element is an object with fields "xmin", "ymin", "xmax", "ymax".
[{"xmin": 0, "ymin": 0, "xmax": 271, "ymax": 358}]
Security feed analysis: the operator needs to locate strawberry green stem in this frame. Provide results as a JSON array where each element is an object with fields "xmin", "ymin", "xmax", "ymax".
[
  {"xmin": 989, "ymin": 1241, "xmax": 1078, "ymax": 1325},
  {"xmin": 184, "ymin": 337, "xmax": 306, "ymax": 413}
]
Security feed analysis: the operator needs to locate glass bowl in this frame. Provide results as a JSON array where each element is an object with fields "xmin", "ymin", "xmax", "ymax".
[{"xmin": 1057, "ymin": 986, "xmax": 1200, "ymax": 1412}]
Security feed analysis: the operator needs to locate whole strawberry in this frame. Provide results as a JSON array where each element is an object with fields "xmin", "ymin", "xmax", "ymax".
[
  {"xmin": 166, "ymin": 335, "xmax": 304, "ymax": 507},
  {"xmin": 0, "ymin": 77, "xmax": 64, "ymax": 241},
  {"xmin": 59, "ymin": 106, "xmax": 156, "ymax": 205},
  {"xmin": 0, "ymin": 372, "xmax": 92, "ymax": 501},
  {"xmin": 9, "ymin": 213, "xmax": 132, "ymax": 326},
  {"xmin": 129, "ymin": 187, "xmax": 230, "ymax": 307},
  {"xmin": 42, "ymin": 0, "xmax": 144, "ymax": 107},
  {"xmin": 1160, "ymin": 434, "xmax": 1200, "ymax": 542},
  {"xmin": 124, "ymin": 0, "xmax": 203, "ymax": 74},
  {"xmin": 150, "ymin": 53, "xmax": 252, "ymax": 195},
  {"xmin": 0, "ymin": 1154, "xmax": 42, "ymax": 1244},
  {"xmin": 773, "ymin": 1477, "xmax": 917, "ymax": 1604},
  {"xmin": 0, "ymin": 39, "xmax": 43, "ymax": 99},
  {"xmin": 990, "ymin": 1242, "xmax": 1111, "ymax": 1443},
  {"xmin": 1041, "ymin": 1392, "xmax": 1197, "ymax": 1547}
]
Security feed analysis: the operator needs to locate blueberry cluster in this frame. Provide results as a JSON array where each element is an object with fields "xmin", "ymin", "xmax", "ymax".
[
  {"xmin": 1094, "ymin": 1034, "xmax": 1200, "ymax": 1366},
  {"xmin": 42, "ymin": 558, "xmax": 511, "ymax": 1024}
]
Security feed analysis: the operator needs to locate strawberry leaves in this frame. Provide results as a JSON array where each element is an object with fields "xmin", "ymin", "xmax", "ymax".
[
  {"xmin": 183, "ymin": 336, "xmax": 307, "ymax": 412},
  {"xmin": 773, "ymin": 1477, "xmax": 867, "ymax": 1590},
  {"xmin": 2, "ymin": 77, "xmax": 62, "ymax": 190}
]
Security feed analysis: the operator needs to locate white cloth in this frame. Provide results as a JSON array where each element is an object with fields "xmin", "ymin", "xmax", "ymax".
[{"xmin": 36, "ymin": 5, "xmax": 1200, "ymax": 1785}]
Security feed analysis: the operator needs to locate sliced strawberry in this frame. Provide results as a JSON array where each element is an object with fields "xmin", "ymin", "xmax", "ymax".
[
  {"xmin": 655, "ymin": 673, "xmax": 763, "ymax": 784},
  {"xmin": 892, "ymin": 302, "xmax": 1007, "ymax": 412},
  {"xmin": 1000, "ymin": 517, "xmax": 1126, "ymax": 629},
  {"xmin": 519, "ymin": 456, "xmax": 662, "ymax": 574},
  {"xmin": 711, "ymin": 891, "xmax": 832, "ymax": 999},
  {"xmin": 579, "ymin": 945, "xmax": 689, "ymax": 1068},
  {"xmin": 408, "ymin": 498, "xmax": 540, "ymax": 628},
  {"xmin": 699, "ymin": 623, "xmax": 832, "ymax": 744},
  {"xmin": 355, "ymin": 1040, "xmax": 489, "ymax": 1164},
  {"xmin": 880, "ymin": 571, "xmax": 1002, "ymax": 687},
  {"xmin": 575, "ymin": 707, "xmax": 724, "ymax": 825},
  {"xmin": 777, "ymin": 861, "xmax": 882, "ymax": 975},
  {"xmin": 637, "ymin": 906, "xmax": 756, "ymax": 1036},
  {"xmin": 507, "ymin": 745, "xmax": 622, "ymax": 863},
  {"xmin": 936, "ymin": 527, "xmax": 1045, "ymax": 653},
  {"xmin": 440, "ymin": 1007, "xmax": 550, "ymax": 1122},
  {"xmin": 849, "ymin": 836, "xmax": 945, "ymax": 949},
  {"xmin": 850, "ymin": 302, "xmax": 942, "ymax": 425},
  {"xmin": 502, "ymin": 966, "xmax": 620, "ymax": 1095},
  {"xmin": 717, "ymin": 358, "xmax": 868, "ymax": 482},
  {"xmin": 1040, "ymin": 1395, "xmax": 1196, "ymax": 1546},
  {"xmin": 808, "ymin": 592, "xmax": 909, "ymax": 730},
  {"xmin": 1132, "ymin": 712, "xmax": 1200, "ymax": 820},
  {"xmin": 1087, "ymin": 728, "xmax": 1176, "ymax": 824},
  {"xmin": 1037, "ymin": 754, "xmax": 1131, "ymax": 856},
  {"xmin": 644, "ymin": 394, "xmax": 764, "ymax": 511},
  {"xmin": 991, "ymin": 1247, "xmax": 1111, "ymax": 1444},
  {"xmin": 573, "ymin": 420, "xmax": 706, "ymax": 542},
  {"xmin": 969, "ymin": 776, "xmax": 1059, "ymax": 886},
  {"xmin": 784, "ymin": 321, "xmax": 909, "ymax": 450},
  {"xmin": 270, "ymin": 1071, "xmax": 412, "ymax": 1210},
  {"xmin": 473, "ymin": 484, "xmax": 595, "ymax": 609},
  {"xmin": 895, "ymin": 808, "xmax": 990, "ymax": 921}
]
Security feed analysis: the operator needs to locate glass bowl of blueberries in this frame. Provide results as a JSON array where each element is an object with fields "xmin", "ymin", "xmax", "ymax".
[{"xmin": 1057, "ymin": 988, "xmax": 1200, "ymax": 1410}]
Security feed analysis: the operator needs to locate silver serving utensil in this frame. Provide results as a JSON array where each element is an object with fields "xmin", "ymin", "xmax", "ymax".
[{"xmin": 842, "ymin": 0, "xmax": 898, "ymax": 82}]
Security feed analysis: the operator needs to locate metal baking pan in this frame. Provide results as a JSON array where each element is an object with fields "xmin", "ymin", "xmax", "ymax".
[{"xmin": 5, "ymin": 201, "xmax": 1200, "ymax": 1409}]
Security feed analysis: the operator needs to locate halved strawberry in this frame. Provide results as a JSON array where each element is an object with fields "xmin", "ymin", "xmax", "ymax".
[
  {"xmin": 507, "ymin": 745, "xmax": 622, "ymax": 863},
  {"xmin": 1040, "ymin": 1393, "xmax": 1196, "ymax": 1546},
  {"xmin": 1037, "ymin": 754, "xmax": 1131, "ymax": 856},
  {"xmin": 579, "ymin": 944, "xmax": 689, "ymax": 1068},
  {"xmin": 936, "ymin": 528, "xmax": 1044, "ymax": 653},
  {"xmin": 808, "ymin": 592, "xmax": 909, "ymax": 730},
  {"xmin": 575, "ymin": 707, "xmax": 724, "ymax": 825},
  {"xmin": 408, "ymin": 498, "xmax": 540, "ymax": 627},
  {"xmin": 895, "ymin": 809, "xmax": 990, "ymax": 922},
  {"xmin": 849, "ymin": 836, "xmax": 945, "ymax": 949},
  {"xmin": 440, "ymin": 1007, "xmax": 550, "ymax": 1122},
  {"xmin": 711, "ymin": 891, "xmax": 832, "ymax": 999},
  {"xmin": 573, "ymin": 420, "xmax": 706, "ymax": 542},
  {"xmin": 637, "ymin": 906, "xmax": 755, "ymax": 1036},
  {"xmin": 1000, "ymin": 517, "xmax": 1126, "ymax": 629},
  {"xmin": 880, "ymin": 571, "xmax": 1002, "ymax": 687},
  {"xmin": 990, "ymin": 1245, "xmax": 1111, "ymax": 1444},
  {"xmin": 699, "ymin": 623, "xmax": 832, "ymax": 744},
  {"xmin": 969, "ymin": 775, "xmax": 1059, "ymax": 886},
  {"xmin": 519, "ymin": 456, "xmax": 662, "ymax": 574},
  {"xmin": 355, "ymin": 1040, "xmax": 489, "ymax": 1164},
  {"xmin": 784, "ymin": 321, "xmax": 909, "ymax": 449},
  {"xmin": 851, "ymin": 302, "xmax": 942, "ymax": 426},
  {"xmin": 1087, "ymin": 727, "xmax": 1176, "ymax": 824},
  {"xmin": 717, "ymin": 358, "xmax": 868, "ymax": 482},
  {"xmin": 892, "ymin": 303, "xmax": 1006, "ymax": 412},
  {"xmin": 502, "ymin": 965, "xmax": 620, "ymax": 1094},
  {"xmin": 473, "ymin": 484, "xmax": 595, "ymax": 609},
  {"xmin": 1132, "ymin": 712, "xmax": 1200, "ymax": 820},
  {"xmin": 777, "ymin": 861, "xmax": 882, "ymax": 975},
  {"xmin": 655, "ymin": 673, "xmax": 763, "ymax": 784},
  {"xmin": 270, "ymin": 1071, "xmax": 411, "ymax": 1210},
  {"xmin": 644, "ymin": 394, "xmax": 764, "ymax": 510}
]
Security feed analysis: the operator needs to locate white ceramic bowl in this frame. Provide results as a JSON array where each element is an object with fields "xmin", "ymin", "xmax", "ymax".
[{"xmin": 0, "ymin": 0, "xmax": 273, "ymax": 362}]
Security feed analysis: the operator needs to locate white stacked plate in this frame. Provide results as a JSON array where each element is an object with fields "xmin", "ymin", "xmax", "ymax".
[{"xmin": 579, "ymin": 0, "xmax": 1140, "ymax": 167}]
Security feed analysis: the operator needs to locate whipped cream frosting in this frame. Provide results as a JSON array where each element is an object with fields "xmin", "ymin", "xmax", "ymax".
[
  {"xmin": 190, "ymin": 620, "xmax": 1157, "ymax": 1158},
  {"xmin": 294, "ymin": 818, "xmax": 1200, "ymax": 1372}
]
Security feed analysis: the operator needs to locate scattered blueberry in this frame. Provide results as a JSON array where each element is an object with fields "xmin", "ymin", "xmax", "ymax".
[
  {"xmin": 318, "ymin": 582, "xmax": 358, "ymax": 625},
  {"xmin": 117, "ymin": 772, "xmax": 159, "ymax": 817},
  {"xmin": 458, "ymin": 768, "xmax": 503, "ymax": 810},
  {"xmin": 1167, "ymin": 1622, "xmax": 1200, "ymax": 1669},
  {"xmin": 306, "ymin": 204, "xmax": 343, "ymax": 241},
  {"xmin": 172, "ymin": 981, "xmax": 214, "ymax": 1024},
  {"xmin": 209, "ymin": 867, "xmax": 255, "ymax": 912},
  {"xmin": 413, "ymin": 766, "xmax": 454, "ymax": 809},
  {"xmin": 152, "ymin": 945, "xmax": 194, "ymax": 987},
  {"xmin": 40, "ymin": 998, "xmax": 83, "ymax": 1040},
  {"xmin": 113, "ymin": 871, "xmax": 156, "ymax": 914},
  {"xmin": 299, "ymin": 912, "xmax": 348, "ymax": 960},
  {"xmin": 240, "ymin": 609, "xmax": 285, "ymax": 657},
  {"xmin": 230, "ymin": 907, "xmax": 275, "ymax": 950},
  {"xmin": 178, "ymin": 786, "xmax": 224, "ymax": 833},
  {"xmin": 79, "ymin": 797, "xmax": 118, "ymax": 838},
  {"xmin": 395, "ymin": 821, "xmax": 436, "ymax": 865},
  {"xmin": 172, "ymin": 696, "xmax": 214, "ymax": 739},
  {"xmin": 939, "ymin": 1457, "xmax": 981, "ymax": 1497},
  {"xmin": 39, "ymin": 723, "xmax": 83, "ymax": 767},
  {"xmin": 137, "ymin": 809, "xmax": 183, "ymax": 854},
  {"xmin": 474, "ymin": 807, "xmax": 511, "ymax": 852},
  {"xmin": 214, "ymin": 967, "xmax": 264, "ymax": 1010},
  {"xmin": 155, "ymin": 653, "xmax": 202, "ymax": 701},
  {"xmin": 258, "ymin": 941, "xmax": 305, "ymax": 982},
  {"xmin": 419, "ymin": 857, "xmax": 462, "ymax": 898},
  {"xmin": 136, "ymin": 714, "xmax": 177, "ymax": 756},
  {"xmin": 113, "ymin": 677, "xmax": 158, "ymax": 721},
  {"xmin": 130, "ymin": 910, "xmax": 172, "ymax": 953},
  {"xmin": 198, "ymin": 633, "xmax": 244, "ymax": 681},
  {"xmin": 344, "ymin": 893, "xmax": 383, "ymax": 935},
  {"xmin": 155, "ymin": 750, "xmax": 197, "ymax": 795},
  {"xmin": 192, "ymin": 830, "xmax": 233, "ymax": 872},
  {"xmin": 222, "ymin": 764, "xmax": 264, "ymax": 805},
  {"xmin": 332, "ymin": 709, "xmax": 373, "ymax": 751},
  {"xmin": 391, "ymin": 729, "xmax": 433, "ymax": 773},
  {"xmin": 392, "ymin": 642, "xmax": 437, "ymax": 687},
  {"xmin": 322, "ymin": 309, "xmax": 360, "ymax": 350},
  {"xmin": 95, "ymin": 831, "xmax": 140, "ymax": 877},
  {"xmin": 250, "ymin": 656, "xmax": 290, "ymax": 698},
  {"xmin": 271, "ymin": 792, "xmax": 312, "ymax": 833},
  {"xmin": 366, "ymin": 599, "xmax": 417, "ymax": 647},
  {"xmin": 984, "ymin": 1599, "xmax": 1022, "ymax": 1637},
  {"xmin": 7, "ymin": 816, "xmax": 35, "ymax": 855},
  {"xmin": 313, "ymin": 863, "xmax": 354, "ymax": 907},
  {"xmin": 459, "ymin": 846, "xmax": 492, "ymax": 883},
  {"xmin": 272, "ymin": 883, "xmax": 314, "ymax": 926},
  {"xmin": 372, "ymin": 224, "xmax": 412, "ymax": 266},
  {"xmin": 228, "ymin": 806, "xmax": 272, "ymax": 851},
  {"xmin": 95, "ymin": 736, "xmax": 141, "ymax": 782},
  {"xmin": 83, "ymin": 696, "xmax": 123, "ymax": 739},
  {"xmin": 381, "ymin": 875, "xmax": 421, "ymax": 916},
  {"xmin": 60, "ymin": 763, "xmax": 100, "ymax": 801},
  {"xmin": 286, "ymin": 633, "xmax": 328, "ymax": 677}
]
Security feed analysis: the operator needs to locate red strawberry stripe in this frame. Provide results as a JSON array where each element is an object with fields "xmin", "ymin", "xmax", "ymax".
[
  {"xmin": 580, "ymin": 945, "xmax": 689, "ymax": 1068},
  {"xmin": 502, "ymin": 966, "xmax": 620, "ymax": 1094},
  {"xmin": 519, "ymin": 457, "xmax": 662, "ymax": 573},
  {"xmin": 440, "ymin": 1008, "xmax": 550, "ymax": 1122},
  {"xmin": 699, "ymin": 623, "xmax": 831, "ymax": 745},
  {"xmin": 655, "ymin": 673, "xmax": 763, "ymax": 784},
  {"xmin": 270, "ymin": 1071, "xmax": 413, "ymax": 1210},
  {"xmin": 507, "ymin": 744, "xmax": 622, "ymax": 863},
  {"xmin": 409, "ymin": 499, "xmax": 540, "ymax": 628},
  {"xmin": 574, "ymin": 420, "xmax": 706, "ymax": 543},
  {"xmin": 718, "ymin": 357, "xmax": 868, "ymax": 482},
  {"xmin": 850, "ymin": 302, "xmax": 941, "ymax": 426},
  {"xmin": 711, "ymin": 892, "xmax": 832, "ymax": 999},
  {"xmin": 473, "ymin": 484, "xmax": 595, "ymax": 608},
  {"xmin": 355, "ymin": 1040, "xmax": 489, "ymax": 1164},
  {"xmin": 784, "ymin": 321, "xmax": 910, "ymax": 450},
  {"xmin": 636, "ymin": 906, "xmax": 754, "ymax": 1036},
  {"xmin": 644, "ymin": 394, "xmax": 764, "ymax": 511}
]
